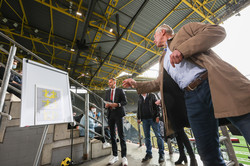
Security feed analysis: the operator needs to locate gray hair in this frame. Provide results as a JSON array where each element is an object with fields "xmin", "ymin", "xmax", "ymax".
[{"xmin": 156, "ymin": 24, "xmax": 174, "ymax": 35}]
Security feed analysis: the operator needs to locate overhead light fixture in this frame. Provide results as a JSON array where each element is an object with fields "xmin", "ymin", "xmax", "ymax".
[
  {"xmin": 69, "ymin": 1, "xmax": 73, "ymax": 7},
  {"xmin": 109, "ymin": 28, "xmax": 113, "ymax": 33},
  {"xmin": 70, "ymin": 48, "xmax": 75, "ymax": 52},
  {"xmin": 77, "ymin": 73, "xmax": 85, "ymax": 79},
  {"xmin": 13, "ymin": 23, "xmax": 18, "ymax": 28},
  {"xmin": 69, "ymin": 1, "xmax": 73, "ymax": 14},
  {"xmin": 76, "ymin": 11, "xmax": 82, "ymax": 16},
  {"xmin": 2, "ymin": 18, "xmax": 7, "ymax": 23},
  {"xmin": 34, "ymin": 29, "xmax": 39, "ymax": 33},
  {"xmin": 68, "ymin": 67, "xmax": 71, "ymax": 70}
]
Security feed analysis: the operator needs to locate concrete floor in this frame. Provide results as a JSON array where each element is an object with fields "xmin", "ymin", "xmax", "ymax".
[{"xmin": 79, "ymin": 142, "xmax": 203, "ymax": 166}]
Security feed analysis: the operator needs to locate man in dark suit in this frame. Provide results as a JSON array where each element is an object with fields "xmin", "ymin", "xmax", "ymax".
[{"xmin": 105, "ymin": 78, "xmax": 128, "ymax": 166}]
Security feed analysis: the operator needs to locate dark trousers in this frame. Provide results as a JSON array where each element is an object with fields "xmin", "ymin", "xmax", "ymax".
[
  {"xmin": 108, "ymin": 117, "xmax": 127, "ymax": 157},
  {"xmin": 176, "ymin": 128, "xmax": 195, "ymax": 158},
  {"xmin": 95, "ymin": 126, "xmax": 111, "ymax": 143},
  {"xmin": 227, "ymin": 113, "xmax": 250, "ymax": 144}
]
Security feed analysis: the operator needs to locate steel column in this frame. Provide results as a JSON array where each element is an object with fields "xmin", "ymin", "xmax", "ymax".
[
  {"xmin": 0, "ymin": 45, "xmax": 17, "ymax": 120},
  {"xmin": 101, "ymin": 99, "xmax": 105, "ymax": 139},
  {"xmin": 33, "ymin": 125, "xmax": 49, "ymax": 166},
  {"xmin": 83, "ymin": 93, "xmax": 90, "ymax": 160}
]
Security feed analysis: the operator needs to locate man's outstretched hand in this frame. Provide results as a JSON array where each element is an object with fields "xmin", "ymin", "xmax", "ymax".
[
  {"xmin": 122, "ymin": 78, "xmax": 137, "ymax": 88},
  {"xmin": 155, "ymin": 100, "xmax": 161, "ymax": 106}
]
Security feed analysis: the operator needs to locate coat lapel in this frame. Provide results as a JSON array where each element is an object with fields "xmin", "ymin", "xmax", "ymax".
[{"xmin": 159, "ymin": 50, "xmax": 175, "ymax": 136}]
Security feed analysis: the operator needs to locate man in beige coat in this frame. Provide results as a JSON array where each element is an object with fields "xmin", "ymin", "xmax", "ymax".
[{"xmin": 123, "ymin": 22, "xmax": 250, "ymax": 166}]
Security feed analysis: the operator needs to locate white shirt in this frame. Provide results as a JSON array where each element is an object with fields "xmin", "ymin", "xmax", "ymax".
[
  {"xmin": 142, "ymin": 94, "xmax": 147, "ymax": 100},
  {"xmin": 163, "ymin": 43, "xmax": 206, "ymax": 89}
]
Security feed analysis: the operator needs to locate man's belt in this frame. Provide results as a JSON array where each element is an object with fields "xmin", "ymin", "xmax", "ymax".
[{"xmin": 184, "ymin": 72, "xmax": 208, "ymax": 91}]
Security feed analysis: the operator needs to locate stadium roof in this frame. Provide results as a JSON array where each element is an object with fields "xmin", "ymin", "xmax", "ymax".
[{"xmin": 0, "ymin": 0, "xmax": 249, "ymax": 89}]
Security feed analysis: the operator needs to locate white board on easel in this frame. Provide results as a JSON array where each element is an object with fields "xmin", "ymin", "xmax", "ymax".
[{"xmin": 20, "ymin": 58, "xmax": 73, "ymax": 127}]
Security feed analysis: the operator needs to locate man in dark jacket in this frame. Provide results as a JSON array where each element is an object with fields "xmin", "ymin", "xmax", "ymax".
[
  {"xmin": 137, "ymin": 93, "xmax": 164, "ymax": 163},
  {"xmin": 105, "ymin": 78, "xmax": 128, "ymax": 166}
]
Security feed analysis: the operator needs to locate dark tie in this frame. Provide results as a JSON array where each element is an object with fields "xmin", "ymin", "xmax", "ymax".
[{"xmin": 110, "ymin": 89, "xmax": 114, "ymax": 102}]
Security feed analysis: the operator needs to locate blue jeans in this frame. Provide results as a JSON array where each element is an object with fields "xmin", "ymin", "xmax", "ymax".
[
  {"xmin": 142, "ymin": 119, "xmax": 164, "ymax": 155},
  {"xmin": 184, "ymin": 79, "xmax": 225, "ymax": 166},
  {"xmin": 184, "ymin": 79, "xmax": 250, "ymax": 166},
  {"xmin": 228, "ymin": 113, "xmax": 250, "ymax": 144},
  {"xmin": 79, "ymin": 115, "xmax": 95, "ymax": 138}
]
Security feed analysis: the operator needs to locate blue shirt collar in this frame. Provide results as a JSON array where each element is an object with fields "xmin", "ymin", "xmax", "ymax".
[{"xmin": 164, "ymin": 41, "xmax": 168, "ymax": 51}]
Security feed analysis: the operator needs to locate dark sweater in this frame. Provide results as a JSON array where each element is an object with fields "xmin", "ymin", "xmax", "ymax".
[
  {"xmin": 137, "ymin": 93, "xmax": 160, "ymax": 121},
  {"xmin": 141, "ymin": 96, "xmax": 151, "ymax": 119}
]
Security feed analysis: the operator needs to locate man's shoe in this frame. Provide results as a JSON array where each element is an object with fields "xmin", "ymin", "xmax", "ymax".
[
  {"xmin": 122, "ymin": 157, "xmax": 128, "ymax": 166},
  {"xmin": 158, "ymin": 154, "xmax": 165, "ymax": 163},
  {"xmin": 142, "ymin": 154, "xmax": 153, "ymax": 162},
  {"xmin": 108, "ymin": 156, "xmax": 119, "ymax": 165},
  {"xmin": 103, "ymin": 142, "xmax": 111, "ymax": 149}
]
